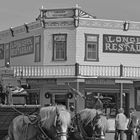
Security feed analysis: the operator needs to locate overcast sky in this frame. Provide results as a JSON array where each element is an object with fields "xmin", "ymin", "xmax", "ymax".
[{"xmin": 0, "ymin": 0, "xmax": 140, "ymax": 31}]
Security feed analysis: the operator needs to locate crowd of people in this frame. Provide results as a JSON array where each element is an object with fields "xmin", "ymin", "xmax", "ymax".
[{"xmin": 115, "ymin": 107, "xmax": 140, "ymax": 140}]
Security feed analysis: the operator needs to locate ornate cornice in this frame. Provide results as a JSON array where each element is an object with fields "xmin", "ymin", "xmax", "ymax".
[
  {"xmin": 44, "ymin": 20, "xmax": 74, "ymax": 28},
  {"xmin": 79, "ymin": 18, "xmax": 140, "ymax": 31}
]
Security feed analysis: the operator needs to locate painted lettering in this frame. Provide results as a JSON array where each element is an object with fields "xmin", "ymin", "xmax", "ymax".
[
  {"xmin": 103, "ymin": 34, "xmax": 140, "ymax": 54},
  {"xmin": 105, "ymin": 43, "xmax": 112, "ymax": 51}
]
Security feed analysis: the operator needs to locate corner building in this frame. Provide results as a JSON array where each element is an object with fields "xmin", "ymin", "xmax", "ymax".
[{"xmin": 1, "ymin": 7, "xmax": 140, "ymax": 118}]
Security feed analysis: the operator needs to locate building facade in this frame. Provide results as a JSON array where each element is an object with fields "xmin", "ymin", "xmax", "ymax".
[{"xmin": 0, "ymin": 7, "xmax": 140, "ymax": 118}]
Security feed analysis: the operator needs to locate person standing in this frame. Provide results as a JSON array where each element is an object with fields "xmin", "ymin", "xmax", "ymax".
[
  {"xmin": 115, "ymin": 108, "xmax": 127, "ymax": 140},
  {"xmin": 127, "ymin": 108, "xmax": 138, "ymax": 140}
]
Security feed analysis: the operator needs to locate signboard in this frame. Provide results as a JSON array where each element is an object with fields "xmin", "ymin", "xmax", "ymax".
[
  {"xmin": 103, "ymin": 34, "xmax": 140, "ymax": 54},
  {"xmin": 86, "ymin": 79, "xmax": 115, "ymax": 85},
  {"xmin": 10, "ymin": 36, "xmax": 34, "ymax": 57},
  {"xmin": 115, "ymin": 80, "xmax": 133, "ymax": 84},
  {"xmin": 44, "ymin": 9, "xmax": 74, "ymax": 18}
]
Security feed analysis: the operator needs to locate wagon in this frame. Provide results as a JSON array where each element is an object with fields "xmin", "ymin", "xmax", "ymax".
[{"xmin": 0, "ymin": 104, "xmax": 40, "ymax": 139}]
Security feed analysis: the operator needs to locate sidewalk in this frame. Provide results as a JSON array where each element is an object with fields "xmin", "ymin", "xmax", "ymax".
[{"xmin": 106, "ymin": 132, "xmax": 115, "ymax": 140}]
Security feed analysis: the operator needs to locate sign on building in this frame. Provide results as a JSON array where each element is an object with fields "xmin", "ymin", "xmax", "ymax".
[{"xmin": 103, "ymin": 34, "xmax": 140, "ymax": 54}]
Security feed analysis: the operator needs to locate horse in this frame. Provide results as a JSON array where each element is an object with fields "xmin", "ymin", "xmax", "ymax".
[
  {"xmin": 8, "ymin": 105, "xmax": 71, "ymax": 140},
  {"xmin": 68, "ymin": 108, "xmax": 109, "ymax": 140}
]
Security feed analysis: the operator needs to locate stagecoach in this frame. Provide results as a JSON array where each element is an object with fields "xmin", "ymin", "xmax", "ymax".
[
  {"xmin": 0, "ymin": 104, "xmax": 40, "ymax": 139},
  {"xmin": 0, "ymin": 68, "xmax": 41, "ymax": 139}
]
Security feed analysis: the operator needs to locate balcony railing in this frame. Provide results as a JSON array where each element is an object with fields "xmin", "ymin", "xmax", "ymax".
[{"xmin": 10, "ymin": 64, "xmax": 140, "ymax": 79}]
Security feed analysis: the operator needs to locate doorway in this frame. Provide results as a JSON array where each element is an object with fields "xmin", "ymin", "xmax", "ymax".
[{"xmin": 54, "ymin": 94, "xmax": 67, "ymax": 107}]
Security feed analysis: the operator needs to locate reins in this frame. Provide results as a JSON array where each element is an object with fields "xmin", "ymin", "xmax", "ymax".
[
  {"xmin": 9, "ymin": 105, "xmax": 51, "ymax": 140},
  {"xmin": 73, "ymin": 111, "xmax": 103, "ymax": 140}
]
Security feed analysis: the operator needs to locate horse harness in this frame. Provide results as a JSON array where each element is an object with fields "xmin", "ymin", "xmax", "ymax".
[
  {"xmin": 71, "ymin": 112, "xmax": 103, "ymax": 140},
  {"xmin": 22, "ymin": 114, "xmax": 51, "ymax": 140},
  {"xmin": 27, "ymin": 110, "xmax": 67, "ymax": 140}
]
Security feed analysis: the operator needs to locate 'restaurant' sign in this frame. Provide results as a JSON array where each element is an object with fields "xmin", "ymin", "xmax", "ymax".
[
  {"xmin": 103, "ymin": 34, "xmax": 140, "ymax": 54},
  {"xmin": 10, "ymin": 36, "xmax": 34, "ymax": 57}
]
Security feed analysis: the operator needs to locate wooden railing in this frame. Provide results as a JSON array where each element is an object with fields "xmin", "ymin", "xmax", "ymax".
[{"xmin": 10, "ymin": 64, "xmax": 140, "ymax": 79}]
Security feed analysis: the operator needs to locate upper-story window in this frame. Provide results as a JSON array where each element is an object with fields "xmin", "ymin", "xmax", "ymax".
[
  {"xmin": 85, "ymin": 34, "xmax": 99, "ymax": 61},
  {"xmin": 53, "ymin": 34, "xmax": 67, "ymax": 61}
]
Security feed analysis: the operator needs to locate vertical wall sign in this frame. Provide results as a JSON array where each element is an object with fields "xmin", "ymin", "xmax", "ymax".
[
  {"xmin": 4, "ymin": 43, "xmax": 10, "ymax": 66},
  {"xmin": 0, "ymin": 44, "xmax": 4, "ymax": 59},
  {"xmin": 34, "ymin": 35, "xmax": 41, "ymax": 62}
]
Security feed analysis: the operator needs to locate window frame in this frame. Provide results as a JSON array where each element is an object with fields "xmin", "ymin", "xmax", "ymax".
[
  {"xmin": 135, "ymin": 87, "xmax": 140, "ymax": 111},
  {"xmin": 84, "ymin": 34, "xmax": 99, "ymax": 61},
  {"xmin": 34, "ymin": 35, "xmax": 41, "ymax": 62},
  {"xmin": 52, "ymin": 34, "xmax": 67, "ymax": 61}
]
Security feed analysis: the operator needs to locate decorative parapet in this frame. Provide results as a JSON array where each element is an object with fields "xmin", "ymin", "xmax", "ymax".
[
  {"xmin": 0, "ymin": 21, "xmax": 42, "ymax": 40},
  {"xmin": 44, "ymin": 19, "xmax": 74, "ymax": 28},
  {"xmin": 79, "ymin": 18, "xmax": 140, "ymax": 31},
  {"xmin": 27, "ymin": 21, "xmax": 42, "ymax": 31},
  {"xmin": 0, "ymin": 30, "xmax": 11, "ymax": 39},
  {"xmin": 1, "ymin": 7, "xmax": 140, "ymax": 39}
]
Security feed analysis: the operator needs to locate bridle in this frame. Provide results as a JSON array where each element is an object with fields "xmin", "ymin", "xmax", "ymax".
[
  {"xmin": 71, "ymin": 112, "xmax": 105, "ymax": 140},
  {"xmin": 53, "ymin": 107, "xmax": 68, "ymax": 139},
  {"xmin": 91, "ymin": 113, "xmax": 105, "ymax": 139},
  {"xmin": 37, "ymin": 108, "xmax": 68, "ymax": 140},
  {"xmin": 54, "ymin": 115, "xmax": 68, "ymax": 138}
]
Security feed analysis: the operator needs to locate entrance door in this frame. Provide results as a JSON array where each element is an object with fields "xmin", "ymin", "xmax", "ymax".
[{"xmin": 54, "ymin": 94, "xmax": 67, "ymax": 107}]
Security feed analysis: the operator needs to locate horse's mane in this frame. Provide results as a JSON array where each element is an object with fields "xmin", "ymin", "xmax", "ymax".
[
  {"xmin": 79, "ymin": 108, "xmax": 102, "ymax": 125},
  {"xmin": 79, "ymin": 108, "xmax": 109, "ymax": 131},
  {"xmin": 98, "ymin": 115, "xmax": 109, "ymax": 132},
  {"xmin": 39, "ymin": 105, "xmax": 71, "ymax": 129}
]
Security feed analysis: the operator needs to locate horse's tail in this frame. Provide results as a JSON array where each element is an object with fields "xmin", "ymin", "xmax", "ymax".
[{"xmin": 8, "ymin": 121, "xmax": 14, "ymax": 140}]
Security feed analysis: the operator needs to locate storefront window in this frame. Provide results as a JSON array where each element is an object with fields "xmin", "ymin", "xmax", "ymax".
[{"xmin": 85, "ymin": 92, "xmax": 119, "ymax": 118}]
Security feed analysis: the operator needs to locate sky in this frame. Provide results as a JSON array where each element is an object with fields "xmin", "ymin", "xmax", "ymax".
[{"xmin": 0, "ymin": 0, "xmax": 140, "ymax": 31}]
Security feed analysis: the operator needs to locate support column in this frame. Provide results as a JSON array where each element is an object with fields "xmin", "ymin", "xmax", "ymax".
[
  {"xmin": 120, "ymin": 83, "xmax": 123, "ymax": 108},
  {"xmin": 75, "ymin": 80, "xmax": 79, "ymax": 114}
]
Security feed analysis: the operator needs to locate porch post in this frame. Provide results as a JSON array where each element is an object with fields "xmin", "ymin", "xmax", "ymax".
[
  {"xmin": 75, "ymin": 63, "xmax": 79, "ymax": 76},
  {"xmin": 74, "ymin": 81, "xmax": 79, "ymax": 114},
  {"xmin": 120, "ymin": 64, "xmax": 123, "ymax": 108},
  {"xmin": 120, "ymin": 83, "xmax": 123, "ymax": 108}
]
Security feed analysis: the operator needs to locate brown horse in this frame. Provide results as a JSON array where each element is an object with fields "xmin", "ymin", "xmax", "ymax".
[
  {"xmin": 68, "ymin": 108, "xmax": 109, "ymax": 140},
  {"xmin": 8, "ymin": 105, "xmax": 71, "ymax": 140}
]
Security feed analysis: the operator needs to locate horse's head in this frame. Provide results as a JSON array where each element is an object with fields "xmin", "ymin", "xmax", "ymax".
[
  {"xmin": 40, "ymin": 105, "xmax": 71, "ymax": 140},
  {"xmin": 92, "ymin": 111, "xmax": 108, "ymax": 140}
]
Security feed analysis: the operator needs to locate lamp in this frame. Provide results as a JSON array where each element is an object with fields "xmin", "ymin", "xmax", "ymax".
[
  {"xmin": 24, "ymin": 23, "xmax": 29, "ymax": 33},
  {"xmin": 45, "ymin": 92, "xmax": 51, "ymax": 98},
  {"xmin": 5, "ymin": 61, "xmax": 10, "ymax": 68},
  {"xmin": 10, "ymin": 27, "xmax": 14, "ymax": 37},
  {"xmin": 67, "ymin": 92, "xmax": 73, "ymax": 99},
  {"xmin": 123, "ymin": 21, "xmax": 129, "ymax": 31}
]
